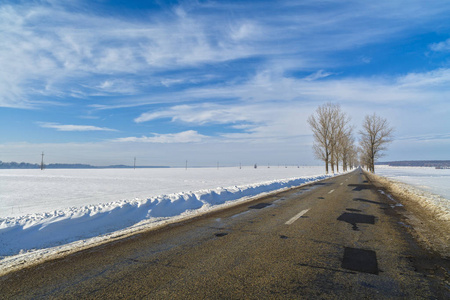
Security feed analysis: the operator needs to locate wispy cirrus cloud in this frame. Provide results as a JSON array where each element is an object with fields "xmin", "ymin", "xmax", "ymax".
[
  {"xmin": 134, "ymin": 103, "xmax": 251, "ymax": 124},
  {"xmin": 3, "ymin": 0, "xmax": 450, "ymax": 109},
  {"xmin": 128, "ymin": 66, "xmax": 450, "ymax": 109},
  {"xmin": 1, "ymin": 0, "xmax": 450, "ymax": 165},
  {"xmin": 38, "ymin": 122, "xmax": 117, "ymax": 132},
  {"xmin": 396, "ymin": 133, "xmax": 450, "ymax": 141},
  {"xmin": 429, "ymin": 38, "xmax": 450, "ymax": 52},
  {"xmin": 134, "ymin": 101, "xmax": 315, "ymax": 143},
  {"xmin": 112, "ymin": 130, "xmax": 207, "ymax": 143},
  {"xmin": 128, "ymin": 66, "xmax": 450, "ymax": 145}
]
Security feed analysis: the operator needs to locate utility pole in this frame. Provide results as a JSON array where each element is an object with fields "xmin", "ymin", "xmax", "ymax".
[{"xmin": 40, "ymin": 152, "xmax": 45, "ymax": 170}]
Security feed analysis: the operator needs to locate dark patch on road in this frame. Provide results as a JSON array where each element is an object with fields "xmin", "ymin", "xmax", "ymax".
[
  {"xmin": 348, "ymin": 184, "xmax": 373, "ymax": 191},
  {"xmin": 353, "ymin": 198, "xmax": 384, "ymax": 206},
  {"xmin": 249, "ymin": 203, "xmax": 272, "ymax": 209},
  {"xmin": 318, "ymin": 197, "xmax": 325, "ymax": 199},
  {"xmin": 341, "ymin": 247, "xmax": 378, "ymax": 275},
  {"xmin": 214, "ymin": 232, "xmax": 228, "ymax": 237},
  {"xmin": 279, "ymin": 235, "xmax": 289, "ymax": 239},
  {"xmin": 128, "ymin": 258, "xmax": 140, "ymax": 263},
  {"xmin": 346, "ymin": 208, "xmax": 362, "ymax": 212},
  {"xmin": 337, "ymin": 212, "xmax": 376, "ymax": 231}
]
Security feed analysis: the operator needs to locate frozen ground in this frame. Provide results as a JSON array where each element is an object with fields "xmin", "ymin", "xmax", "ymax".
[
  {"xmin": 0, "ymin": 166, "xmax": 325, "ymax": 218},
  {"xmin": 376, "ymin": 165, "xmax": 450, "ymax": 201},
  {"xmin": 375, "ymin": 165, "xmax": 450, "ymax": 219},
  {"xmin": 0, "ymin": 166, "xmax": 331, "ymax": 272}
]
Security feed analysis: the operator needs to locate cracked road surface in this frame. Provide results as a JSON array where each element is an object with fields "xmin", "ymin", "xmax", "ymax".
[{"xmin": 1, "ymin": 168, "xmax": 449, "ymax": 299}]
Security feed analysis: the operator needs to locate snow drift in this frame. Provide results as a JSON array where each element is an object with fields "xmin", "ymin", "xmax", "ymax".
[{"xmin": 0, "ymin": 174, "xmax": 330, "ymax": 258}]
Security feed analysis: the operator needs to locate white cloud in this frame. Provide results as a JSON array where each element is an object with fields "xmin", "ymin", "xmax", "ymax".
[
  {"xmin": 113, "ymin": 130, "xmax": 207, "ymax": 143},
  {"xmin": 0, "ymin": 2, "xmax": 258, "ymax": 107},
  {"xmin": 229, "ymin": 22, "xmax": 260, "ymax": 41},
  {"xmin": 125, "ymin": 65, "xmax": 450, "ymax": 148},
  {"xmin": 304, "ymin": 70, "xmax": 333, "ymax": 81},
  {"xmin": 397, "ymin": 68, "xmax": 450, "ymax": 88},
  {"xmin": 3, "ymin": 0, "xmax": 450, "ymax": 108},
  {"xmin": 134, "ymin": 100, "xmax": 315, "ymax": 144},
  {"xmin": 430, "ymin": 38, "xmax": 450, "ymax": 52},
  {"xmin": 38, "ymin": 122, "xmax": 117, "ymax": 132},
  {"xmin": 135, "ymin": 103, "xmax": 251, "ymax": 124},
  {"xmin": 93, "ymin": 79, "xmax": 137, "ymax": 95},
  {"xmin": 194, "ymin": 67, "xmax": 450, "ymax": 105}
]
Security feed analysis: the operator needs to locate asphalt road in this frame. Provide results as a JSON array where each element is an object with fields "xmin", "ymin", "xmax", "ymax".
[{"xmin": 1, "ymin": 168, "xmax": 449, "ymax": 299}]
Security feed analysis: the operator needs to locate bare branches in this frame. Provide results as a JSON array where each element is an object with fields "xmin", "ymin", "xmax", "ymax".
[
  {"xmin": 308, "ymin": 103, "xmax": 335, "ymax": 173},
  {"xmin": 309, "ymin": 105, "xmax": 392, "ymax": 174},
  {"xmin": 308, "ymin": 103, "xmax": 353, "ymax": 174},
  {"xmin": 359, "ymin": 113, "xmax": 394, "ymax": 173}
]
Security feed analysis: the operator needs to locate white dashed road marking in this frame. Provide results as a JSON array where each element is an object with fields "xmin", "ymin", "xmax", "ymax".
[
  {"xmin": 285, "ymin": 208, "xmax": 310, "ymax": 225},
  {"xmin": 328, "ymin": 189, "xmax": 335, "ymax": 194}
]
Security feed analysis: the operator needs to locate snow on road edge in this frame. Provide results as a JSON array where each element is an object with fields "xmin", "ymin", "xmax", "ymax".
[
  {"xmin": 0, "ymin": 174, "xmax": 331, "ymax": 275},
  {"xmin": 367, "ymin": 172, "xmax": 450, "ymax": 257},
  {"xmin": 369, "ymin": 172, "xmax": 450, "ymax": 221}
]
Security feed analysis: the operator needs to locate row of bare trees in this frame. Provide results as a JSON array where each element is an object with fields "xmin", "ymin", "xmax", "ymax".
[{"xmin": 308, "ymin": 103, "xmax": 393, "ymax": 174}]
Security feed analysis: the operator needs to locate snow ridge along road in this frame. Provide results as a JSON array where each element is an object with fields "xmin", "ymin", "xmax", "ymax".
[
  {"xmin": 0, "ymin": 172, "xmax": 331, "ymax": 260},
  {"xmin": 0, "ymin": 169, "xmax": 448, "ymax": 298}
]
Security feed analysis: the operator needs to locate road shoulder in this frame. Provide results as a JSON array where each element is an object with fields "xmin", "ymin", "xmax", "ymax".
[{"xmin": 365, "ymin": 170, "xmax": 449, "ymax": 258}]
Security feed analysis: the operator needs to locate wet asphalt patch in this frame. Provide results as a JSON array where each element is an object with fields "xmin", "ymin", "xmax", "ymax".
[
  {"xmin": 353, "ymin": 198, "xmax": 384, "ymax": 206},
  {"xmin": 337, "ymin": 212, "xmax": 376, "ymax": 231},
  {"xmin": 214, "ymin": 232, "xmax": 228, "ymax": 237},
  {"xmin": 341, "ymin": 247, "xmax": 379, "ymax": 275},
  {"xmin": 348, "ymin": 184, "xmax": 373, "ymax": 191},
  {"xmin": 249, "ymin": 203, "xmax": 272, "ymax": 209}
]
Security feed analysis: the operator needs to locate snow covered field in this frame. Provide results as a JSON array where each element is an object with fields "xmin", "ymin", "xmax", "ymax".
[
  {"xmin": 0, "ymin": 166, "xmax": 330, "ymax": 266},
  {"xmin": 0, "ymin": 166, "xmax": 325, "ymax": 218},
  {"xmin": 376, "ymin": 165, "xmax": 450, "ymax": 200},
  {"xmin": 375, "ymin": 165, "xmax": 450, "ymax": 219}
]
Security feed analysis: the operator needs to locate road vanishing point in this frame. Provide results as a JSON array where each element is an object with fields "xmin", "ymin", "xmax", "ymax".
[{"xmin": 1, "ymin": 169, "xmax": 449, "ymax": 299}]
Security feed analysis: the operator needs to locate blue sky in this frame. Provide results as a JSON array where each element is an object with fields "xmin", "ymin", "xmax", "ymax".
[{"xmin": 0, "ymin": 0, "xmax": 449, "ymax": 167}]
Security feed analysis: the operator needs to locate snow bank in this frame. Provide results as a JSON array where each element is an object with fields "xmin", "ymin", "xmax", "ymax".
[
  {"xmin": 376, "ymin": 165, "xmax": 450, "ymax": 200},
  {"xmin": 369, "ymin": 172, "xmax": 450, "ymax": 221},
  {"xmin": 0, "ymin": 174, "xmax": 330, "ymax": 259},
  {"xmin": 0, "ymin": 167, "xmax": 326, "ymax": 218}
]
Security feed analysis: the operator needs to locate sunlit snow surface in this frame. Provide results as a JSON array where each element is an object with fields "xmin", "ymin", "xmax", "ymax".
[
  {"xmin": 376, "ymin": 165, "xmax": 450, "ymax": 200},
  {"xmin": 0, "ymin": 166, "xmax": 329, "ymax": 259}
]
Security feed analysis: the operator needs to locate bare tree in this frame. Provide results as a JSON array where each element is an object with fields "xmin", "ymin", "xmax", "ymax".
[
  {"xmin": 308, "ymin": 103, "xmax": 337, "ymax": 174},
  {"xmin": 339, "ymin": 128, "xmax": 355, "ymax": 172},
  {"xmin": 347, "ymin": 145, "xmax": 358, "ymax": 170},
  {"xmin": 359, "ymin": 113, "xmax": 394, "ymax": 173},
  {"xmin": 330, "ymin": 106, "xmax": 352, "ymax": 173}
]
